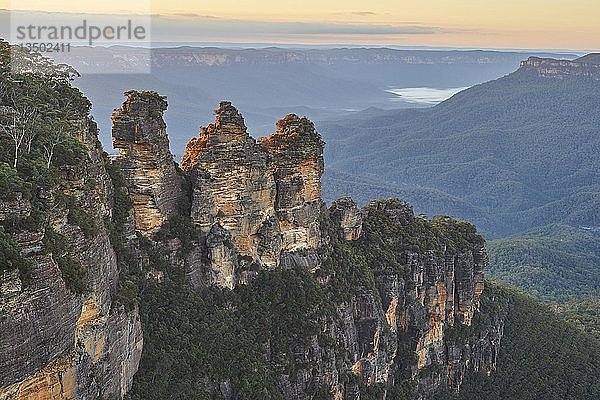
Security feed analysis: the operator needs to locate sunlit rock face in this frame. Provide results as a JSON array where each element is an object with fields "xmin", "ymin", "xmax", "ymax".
[
  {"xmin": 260, "ymin": 114, "xmax": 325, "ymax": 251},
  {"xmin": 520, "ymin": 55, "xmax": 600, "ymax": 80},
  {"xmin": 181, "ymin": 103, "xmax": 326, "ymax": 287},
  {"xmin": 181, "ymin": 101, "xmax": 278, "ymax": 265},
  {"xmin": 112, "ymin": 90, "xmax": 183, "ymax": 235}
]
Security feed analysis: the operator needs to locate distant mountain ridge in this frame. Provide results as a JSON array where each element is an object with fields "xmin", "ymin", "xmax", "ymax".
[
  {"xmin": 320, "ymin": 53, "xmax": 600, "ymax": 238},
  {"xmin": 576, "ymin": 53, "xmax": 600, "ymax": 64},
  {"xmin": 53, "ymin": 46, "xmax": 577, "ymax": 68},
  {"xmin": 149, "ymin": 47, "xmax": 576, "ymax": 67},
  {"xmin": 520, "ymin": 54, "xmax": 600, "ymax": 80},
  {"xmin": 63, "ymin": 46, "xmax": 575, "ymax": 153}
]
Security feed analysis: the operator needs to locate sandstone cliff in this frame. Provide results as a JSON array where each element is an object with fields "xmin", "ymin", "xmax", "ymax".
[
  {"xmin": 247, "ymin": 199, "xmax": 498, "ymax": 399},
  {"xmin": 520, "ymin": 56, "xmax": 600, "ymax": 80},
  {"xmin": 1, "ymin": 74, "xmax": 503, "ymax": 399},
  {"xmin": 260, "ymin": 114, "xmax": 325, "ymax": 251},
  {"xmin": 0, "ymin": 114, "xmax": 142, "ymax": 399},
  {"xmin": 181, "ymin": 101, "xmax": 277, "ymax": 267},
  {"xmin": 112, "ymin": 90, "xmax": 183, "ymax": 235},
  {"xmin": 178, "ymin": 103, "xmax": 324, "ymax": 287}
]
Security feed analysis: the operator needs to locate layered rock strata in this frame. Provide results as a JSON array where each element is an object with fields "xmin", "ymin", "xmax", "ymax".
[
  {"xmin": 112, "ymin": 90, "xmax": 183, "ymax": 235},
  {"xmin": 272, "ymin": 200, "xmax": 497, "ymax": 399},
  {"xmin": 520, "ymin": 56, "xmax": 600, "ymax": 80},
  {"xmin": 0, "ymin": 116, "xmax": 142, "ymax": 399},
  {"xmin": 329, "ymin": 197, "xmax": 362, "ymax": 240},
  {"xmin": 260, "ymin": 114, "xmax": 325, "ymax": 251},
  {"xmin": 1, "ymin": 91, "xmax": 502, "ymax": 400},
  {"xmin": 180, "ymin": 101, "xmax": 277, "ymax": 263},
  {"xmin": 179, "ymin": 103, "xmax": 325, "ymax": 286}
]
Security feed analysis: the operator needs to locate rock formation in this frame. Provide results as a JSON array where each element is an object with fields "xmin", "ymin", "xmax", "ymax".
[
  {"xmin": 0, "ymin": 116, "xmax": 142, "ymax": 399},
  {"xmin": 181, "ymin": 101, "xmax": 277, "ymax": 265},
  {"xmin": 112, "ymin": 90, "xmax": 183, "ymax": 234},
  {"xmin": 180, "ymin": 104, "xmax": 325, "ymax": 286},
  {"xmin": 520, "ymin": 56, "xmax": 600, "ymax": 80},
  {"xmin": 1, "ymin": 87, "xmax": 502, "ymax": 400},
  {"xmin": 260, "ymin": 114, "xmax": 325, "ymax": 251},
  {"xmin": 329, "ymin": 197, "xmax": 362, "ymax": 240}
]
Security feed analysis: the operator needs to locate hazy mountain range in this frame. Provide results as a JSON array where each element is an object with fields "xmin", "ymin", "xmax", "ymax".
[
  {"xmin": 65, "ymin": 46, "xmax": 575, "ymax": 155},
  {"xmin": 320, "ymin": 54, "xmax": 600, "ymax": 238}
]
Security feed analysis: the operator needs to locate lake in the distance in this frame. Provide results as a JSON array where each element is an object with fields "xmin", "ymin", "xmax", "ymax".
[{"xmin": 387, "ymin": 87, "xmax": 469, "ymax": 105}]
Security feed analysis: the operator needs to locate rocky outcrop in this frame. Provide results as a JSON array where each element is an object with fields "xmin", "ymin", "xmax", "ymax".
[
  {"xmin": 0, "ymin": 193, "xmax": 30, "ymax": 221},
  {"xmin": 174, "ymin": 103, "xmax": 496, "ymax": 397},
  {"xmin": 358, "ymin": 200, "xmax": 493, "ymax": 395},
  {"xmin": 329, "ymin": 197, "xmax": 362, "ymax": 240},
  {"xmin": 181, "ymin": 102, "xmax": 277, "ymax": 265},
  {"xmin": 261, "ymin": 114, "xmax": 325, "ymax": 251},
  {"xmin": 205, "ymin": 224, "xmax": 239, "ymax": 290},
  {"xmin": 112, "ymin": 90, "xmax": 183, "ymax": 234},
  {"xmin": 244, "ymin": 198, "xmax": 497, "ymax": 400},
  {"xmin": 180, "ymin": 103, "xmax": 325, "ymax": 287},
  {"xmin": 0, "ymin": 256, "xmax": 81, "ymax": 391},
  {"xmin": 520, "ymin": 56, "xmax": 600, "ymax": 80}
]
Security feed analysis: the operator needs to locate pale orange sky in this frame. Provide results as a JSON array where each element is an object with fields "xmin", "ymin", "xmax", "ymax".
[{"xmin": 3, "ymin": 0, "xmax": 599, "ymax": 50}]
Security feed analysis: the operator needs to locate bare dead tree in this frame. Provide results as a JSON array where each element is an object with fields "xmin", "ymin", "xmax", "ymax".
[
  {"xmin": 14, "ymin": 107, "xmax": 37, "ymax": 167},
  {"xmin": 24, "ymin": 110, "xmax": 40, "ymax": 154},
  {"xmin": 8, "ymin": 83, "xmax": 43, "ymax": 156}
]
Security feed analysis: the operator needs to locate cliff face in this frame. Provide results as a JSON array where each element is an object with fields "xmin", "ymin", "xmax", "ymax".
[
  {"xmin": 329, "ymin": 197, "xmax": 363, "ymax": 241},
  {"xmin": 0, "ymin": 117, "xmax": 142, "ymax": 399},
  {"xmin": 112, "ymin": 91, "xmax": 183, "ymax": 235},
  {"xmin": 261, "ymin": 199, "xmax": 498, "ymax": 400},
  {"xmin": 2, "ymin": 81, "xmax": 503, "ymax": 400},
  {"xmin": 355, "ymin": 201, "xmax": 492, "ymax": 395},
  {"xmin": 520, "ymin": 56, "xmax": 600, "ymax": 80}
]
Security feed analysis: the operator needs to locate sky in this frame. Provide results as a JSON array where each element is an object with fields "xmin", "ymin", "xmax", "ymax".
[{"xmin": 2, "ymin": 0, "xmax": 599, "ymax": 51}]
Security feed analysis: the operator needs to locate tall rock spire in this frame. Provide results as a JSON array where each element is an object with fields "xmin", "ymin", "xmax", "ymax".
[
  {"xmin": 180, "ymin": 101, "xmax": 278, "ymax": 264},
  {"xmin": 260, "ymin": 114, "xmax": 325, "ymax": 251},
  {"xmin": 180, "ymin": 104, "xmax": 326, "ymax": 287},
  {"xmin": 112, "ymin": 90, "xmax": 183, "ymax": 234}
]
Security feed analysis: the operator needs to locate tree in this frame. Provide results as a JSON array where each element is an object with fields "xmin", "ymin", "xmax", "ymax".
[
  {"xmin": 0, "ymin": 103, "xmax": 38, "ymax": 169},
  {"xmin": 42, "ymin": 120, "xmax": 74, "ymax": 168},
  {"xmin": 0, "ymin": 108, "xmax": 21, "ymax": 169}
]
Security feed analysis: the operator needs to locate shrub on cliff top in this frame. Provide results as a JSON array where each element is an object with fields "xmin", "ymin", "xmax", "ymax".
[
  {"xmin": 0, "ymin": 162, "xmax": 30, "ymax": 201},
  {"xmin": 0, "ymin": 227, "xmax": 31, "ymax": 282}
]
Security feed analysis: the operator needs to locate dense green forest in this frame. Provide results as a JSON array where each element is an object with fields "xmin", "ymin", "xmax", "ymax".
[
  {"xmin": 486, "ymin": 224, "xmax": 600, "ymax": 302},
  {"xmin": 553, "ymin": 297, "xmax": 600, "ymax": 342},
  {"xmin": 457, "ymin": 284, "xmax": 600, "ymax": 400},
  {"xmin": 125, "ymin": 205, "xmax": 600, "ymax": 399},
  {"xmin": 485, "ymin": 224, "xmax": 600, "ymax": 339},
  {"xmin": 125, "ymin": 215, "xmax": 370, "ymax": 399}
]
